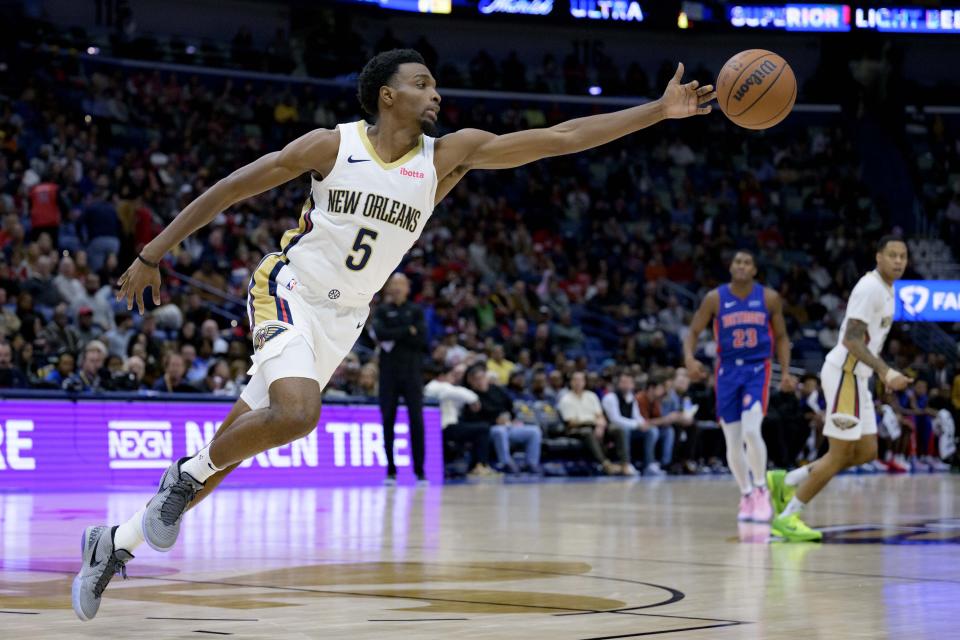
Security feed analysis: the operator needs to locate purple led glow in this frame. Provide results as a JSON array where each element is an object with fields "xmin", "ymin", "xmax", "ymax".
[{"xmin": 0, "ymin": 400, "xmax": 442, "ymax": 490}]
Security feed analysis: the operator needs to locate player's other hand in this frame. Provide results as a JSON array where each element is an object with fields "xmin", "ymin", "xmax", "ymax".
[
  {"xmin": 660, "ymin": 63, "xmax": 716, "ymax": 119},
  {"xmin": 885, "ymin": 369, "xmax": 913, "ymax": 392},
  {"xmin": 780, "ymin": 373, "xmax": 798, "ymax": 393},
  {"xmin": 685, "ymin": 357, "xmax": 708, "ymax": 381},
  {"xmin": 116, "ymin": 258, "xmax": 162, "ymax": 315}
]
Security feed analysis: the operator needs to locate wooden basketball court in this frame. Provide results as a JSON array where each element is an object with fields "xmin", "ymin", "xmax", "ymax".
[{"xmin": 2, "ymin": 475, "xmax": 958, "ymax": 639}]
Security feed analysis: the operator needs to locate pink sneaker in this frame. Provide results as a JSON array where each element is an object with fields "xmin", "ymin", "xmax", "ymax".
[
  {"xmin": 737, "ymin": 493, "xmax": 753, "ymax": 521},
  {"xmin": 751, "ymin": 487, "xmax": 773, "ymax": 522}
]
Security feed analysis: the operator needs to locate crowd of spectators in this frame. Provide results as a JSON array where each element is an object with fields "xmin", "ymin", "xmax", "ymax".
[{"xmin": 1, "ymin": 49, "xmax": 958, "ymax": 475}]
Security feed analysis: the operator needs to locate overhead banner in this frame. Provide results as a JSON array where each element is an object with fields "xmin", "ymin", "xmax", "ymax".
[
  {"xmin": 895, "ymin": 280, "xmax": 960, "ymax": 322},
  {"xmin": 0, "ymin": 399, "xmax": 442, "ymax": 490},
  {"xmin": 729, "ymin": 4, "xmax": 960, "ymax": 33}
]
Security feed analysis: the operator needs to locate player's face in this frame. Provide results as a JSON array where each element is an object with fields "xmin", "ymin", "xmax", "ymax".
[
  {"xmin": 391, "ymin": 63, "xmax": 440, "ymax": 136},
  {"xmin": 729, "ymin": 253, "xmax": 757, "ymax": 283},
  {"xmin": 876, "ymin": 241, "xmax": 908, "ymax": 282}
]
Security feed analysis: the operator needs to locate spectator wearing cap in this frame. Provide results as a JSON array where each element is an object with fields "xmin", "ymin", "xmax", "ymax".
[
  {"xmin": 76, "ymin": 306, "xmax": 104, "ymax": 349},
  {"xmin": 0, "ymin": 341, "xmax": 28, "ymax": 388},
  {"xmin": 63, "ymin": 340, "xmax": 108, "ymax": 392},
  {"xmin": 73, "ymin": 273, "xmax": 115, "ymax": 331}
]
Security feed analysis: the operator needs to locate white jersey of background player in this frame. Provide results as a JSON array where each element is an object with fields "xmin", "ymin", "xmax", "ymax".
[{"xmin": 767, "ymin": 236, "xmax": 912, "ymax": 542}]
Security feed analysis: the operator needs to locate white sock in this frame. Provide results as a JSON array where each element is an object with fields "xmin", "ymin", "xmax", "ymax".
[
  {"xmin": 741, "ymin": 404, "xmax": 768, "ymax": 486},
  {"xmin": 785, "ymin": 465, "xmax": 811, "ymax": 487},
  {"xmin": 179, "ymin": 444, "xmax": 223, "ymax": 483},
  {"xmin": 112, "ymin": 507, "xmax": 146, "ymax": 553},
  {"xmin": 782, "ymin": 496, "xmax": 806, "ymax": 518},
  {"xmin": 721, "ymin": 421, "xmax": 752, "ymax": 495}
]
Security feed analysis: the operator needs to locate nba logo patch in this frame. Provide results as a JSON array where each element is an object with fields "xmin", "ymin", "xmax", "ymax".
[
  {"xmin": 743, "ymin": 394, "xmax": 753, "ymax": 407},
  {"xmin": 285, "ymin": 277, "xmax": 299, "ymax": 291}
]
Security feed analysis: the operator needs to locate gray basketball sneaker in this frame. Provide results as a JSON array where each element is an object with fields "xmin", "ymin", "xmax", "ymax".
[
  {"xmin": 72, "ymin": 525, "xmax": 133, "ymax": 621},
  {"xmin": 141, "ymin": 457, "xmax": 204, "ymax": 552}
]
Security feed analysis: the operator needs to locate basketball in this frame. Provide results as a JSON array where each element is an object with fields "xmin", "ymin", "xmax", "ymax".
[{"xmin": 717, "ymin": 49, "xmax": 797, "ymax": 130}]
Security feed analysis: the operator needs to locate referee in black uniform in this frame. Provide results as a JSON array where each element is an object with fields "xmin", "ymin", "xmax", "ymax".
[{"xmin": 373, "ymin": 273, "xmax": 428, "ymax": 485}]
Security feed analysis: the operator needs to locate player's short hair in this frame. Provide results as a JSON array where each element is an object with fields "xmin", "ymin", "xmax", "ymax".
[
  {"xmin": 357, "ymin": 49, "xmax": 427, "ymax": 117},
  {"xmin": 733, "ymin": 248, "xmax": 756, "ymax": 265},
  {"xmin": 876, "ymin": 235, "xmax": 907, "ymax": 253}
]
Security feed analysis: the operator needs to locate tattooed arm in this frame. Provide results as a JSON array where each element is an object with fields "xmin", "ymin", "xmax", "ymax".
[{"xmin": 842, "ymin": 319, "xmax": 912, "ymax": 390}]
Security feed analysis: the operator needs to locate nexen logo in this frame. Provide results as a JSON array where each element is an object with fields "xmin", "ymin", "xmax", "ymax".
[
  {"xmin": 399, "ymin": 167, "xmax": 424, "ymax": 179},
  {"xmin": 108, "ymin": 421, "xmax": 172, "ymax": 469},
  {"xmin": 900, "ymin": 285, "xmax": 960, "ymax": 315}
]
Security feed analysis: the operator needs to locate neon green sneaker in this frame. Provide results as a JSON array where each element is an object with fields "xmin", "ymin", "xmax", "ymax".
[
  {"xmin": 766, "ymin": 469, "xmax": 795, "ymax": 517},
  {"xmin": 771, "ymin": 513, "xmax": 822, "ymax": 542}
]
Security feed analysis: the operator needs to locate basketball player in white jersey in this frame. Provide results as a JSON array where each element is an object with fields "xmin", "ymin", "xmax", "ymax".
[
  {"xmin": 72, "ymin": 49, "xmax": 716, "ymax": 619},
  {"xmin": 766, "ymin": 236, "xmax": 911, "ymax": 542}
]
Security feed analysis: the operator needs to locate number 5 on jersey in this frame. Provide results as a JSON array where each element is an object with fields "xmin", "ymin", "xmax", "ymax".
[{"xmin": 346, "ymin": 228, "xmax": 378, "ymax": 271}]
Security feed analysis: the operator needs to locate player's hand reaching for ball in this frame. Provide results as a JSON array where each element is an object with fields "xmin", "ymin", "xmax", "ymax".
[
  {"xmin": 685, "ymin": 356, "xmax": 708, "ymax": 382},
  {"xmin": 659, "ymin": 63, "xmax": 716, "ymax": 119},
  {"xmin": 116, "ymin": 256, "xmax": 162, "ymax": 315}
]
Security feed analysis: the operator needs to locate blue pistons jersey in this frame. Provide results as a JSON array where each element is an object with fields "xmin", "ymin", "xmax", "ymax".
[{"xmin": 714, "ymin": 283, "xmax": 773, "ymax": 422}]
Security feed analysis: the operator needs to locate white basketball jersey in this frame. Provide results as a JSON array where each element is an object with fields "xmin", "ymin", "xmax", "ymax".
[
  {"xmin": 825, "ymin": 270, "xmax": 895, "ymax": 378},
  {"xmin": 278, "ymin": 121, "xmax": 438, "ymax": 307}
]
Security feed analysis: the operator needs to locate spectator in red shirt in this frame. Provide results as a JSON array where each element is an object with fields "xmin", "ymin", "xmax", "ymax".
[{"xmin": 28, "ymin": 177, "xmax": 64, "ymax": 243}]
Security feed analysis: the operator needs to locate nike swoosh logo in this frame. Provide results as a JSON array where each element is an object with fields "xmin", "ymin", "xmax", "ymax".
[
  {"xmin": 724, "ymin": 302, "xmax": 736, "ymax": 308},
  {"xmin": 357, "ymin": 321, "xmax": 364, "ymax": 329},
  {"xmin": 347, "ymin": 156, "xmax": 370, "ymax": 163},
  {"xmin": 89, "ymin": 538, "xmax": 100, "ymax": 567}
]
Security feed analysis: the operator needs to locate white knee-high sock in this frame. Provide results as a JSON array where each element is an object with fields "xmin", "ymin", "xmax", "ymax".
[
  {"xmin": 113, "ymin": 507, "xmax": 146, "ymax": 554},
  {"xmin": 180, "ymin": 443, "xmax": 223, "ymax": 483},
  {"xmin": 721, "ymin": 421, "xmax": 752, "ymax": 495},
  {"xmin": 741, "ymin": 403, "xmax": 768, "ymax": 488},
  {"xmin": 785, "ymin": 465, "xmax": 811, "ymax": 487}
]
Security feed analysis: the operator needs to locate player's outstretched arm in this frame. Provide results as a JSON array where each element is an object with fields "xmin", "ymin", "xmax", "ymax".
[
  {"xmin": 842, "ymin": 319, "xmax": 912, "ymax": 391},
  {"xmin": 435, "ymin": 63, "xmax": 715, "ymax": 178},
  {"xmin": 766, "ymin": 289, "xmax": 797, "ymax": 392},
  {"xmin": 117, "ymin": 129, "xmax": 339, "ymax": 313},
  {"xmin": 684, "ymin": 290, "xmax": 718, "ymax": 381}
]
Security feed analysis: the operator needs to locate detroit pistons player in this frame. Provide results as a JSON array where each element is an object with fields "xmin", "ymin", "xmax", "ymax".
[{"xmin": 684, "ymin": 250, "xmax": 796, "ymax": 523}]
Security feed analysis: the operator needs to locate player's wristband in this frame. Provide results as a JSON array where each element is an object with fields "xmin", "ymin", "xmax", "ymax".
[
  {"xmin": 884, "ymin": 368, "xmax": 902, "ymax": 384},
  {"xmin": 137, "ymin": 253, "xmax": 160, "ymax": 269}
]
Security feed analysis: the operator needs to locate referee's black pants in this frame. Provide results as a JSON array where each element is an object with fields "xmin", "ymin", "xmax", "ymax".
[{"xmin": 379, "ymin": 370, "xmax": 425, "ymax": 477}]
